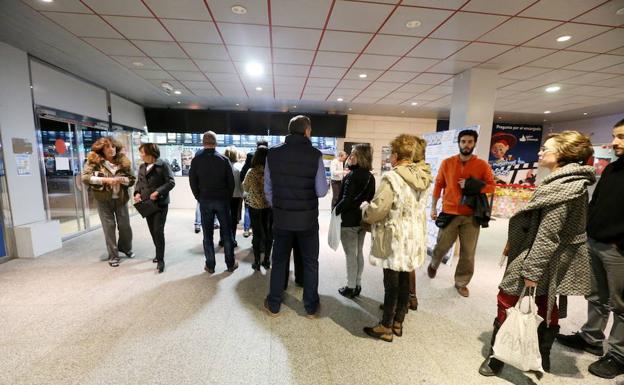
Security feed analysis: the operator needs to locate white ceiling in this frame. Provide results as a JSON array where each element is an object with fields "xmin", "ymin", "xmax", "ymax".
[{"xmin": 1, "ymin": 0, "xmax": 623, "ymax": 123}]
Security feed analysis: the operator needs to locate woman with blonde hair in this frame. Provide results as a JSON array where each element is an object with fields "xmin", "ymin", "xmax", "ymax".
[
  {"xmin": 82, "ymin": 137, "xmax": 135, "ymax": 267},
  {"xmin": 480, "ymin": 130, "xmax": 596, "ymax": 376},
  {"xmin": 362, "ymin": 134, "xmax": 432, "ymax": 342}
]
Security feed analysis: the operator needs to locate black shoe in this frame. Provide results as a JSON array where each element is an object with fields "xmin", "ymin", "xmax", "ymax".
[
  {"xmin": 251, "ymin": 262, "xmax": 261, "ymax": 271},
  {"xmin": 338, "ymin": 286, "xmax": 356, "ymax": 299},
  {"xmin": 157, "ymin": 261, "xmax": 164, "ymax": 273},
  {"xmin": 125, "ymin": 251, "xmax": 135, "ymax": 258},
  {"xmin": 588, "ymin": 354, "xmax": 624, "ymax": 379},
  {"xmin": 152, "ymin": 257, "xmax": 158, "ymax": 263},
  {"xmin": 108, "ymin": 258, "xmax": 120, "ymax": 267},
  {"xmin": 479, "ymin": 357, "xmax": 503, "ymax": 377},
  {"xmin": 295, "ymin": 281, "xmax": 304, "ymax": 288},
  {"xmin": 556, "ymin": 332, "xmax": 603, "ymax": 356},
  {"xmin": 218, "ymin": 240, "xmax": 224, "ymax": 247},
  {"xmin": 354, "ymin": 285, "xmax": 362, "ymax": 297},
  {"xmin": 233, "ymin": 240, "xmax": 238, "ymax": 248},
  {"xmin": 204, "ymin": 264, "xmax": 215, "ymax": 274},
  {"xmin": 261, "ymin": 259, "xmax": 271, "ymax": 269},
  {"xmin": 194, "ymin": 225, "xmax": 201, "ymax": 234},
  {"xmin": 227, "ymin": 262, "xmax": 239, "ymax": 272},
  {"xmin": 408, "ymin": 294, "xmax": 418, "ymax": 311}
]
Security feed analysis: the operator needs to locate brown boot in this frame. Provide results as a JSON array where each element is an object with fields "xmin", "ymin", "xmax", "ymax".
[
  {"xmin": 408, "ymin": 294, "xmax": 418, "ymax": 311},
  {"xmin": 363, "ymin": 323, "xmax": 393, "ymax": 342},
  {"xmin": 392, "ymin": 321, "xmax": 403, "ymax": 337}
]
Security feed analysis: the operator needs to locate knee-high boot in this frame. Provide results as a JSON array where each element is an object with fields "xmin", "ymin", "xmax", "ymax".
[
  {"xmin": 538, "ymin": 323, "xmax": 559, "ymax": 372},
  {"xmin": 479, "ymin": 319, "xmax": 504, "ymax": 376}
]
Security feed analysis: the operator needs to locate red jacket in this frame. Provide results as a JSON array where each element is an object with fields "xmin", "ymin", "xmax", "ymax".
[{"xmin": 433, "ymin": 155, "xmax": 495, "ymax": 216}]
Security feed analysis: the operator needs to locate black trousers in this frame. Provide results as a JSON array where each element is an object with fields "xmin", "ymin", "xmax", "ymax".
[
  {"xmin": 230, "ymin": 198, "xmax": 242, "ymax": 241},
  {"xmin": 249, "ymin": 207, "xmax": 273, "ymax": 263},
  {"xmin": 382, "ymin": 269, "xmax": 410, "ymax": 327},
  {"xmin": 284, "ymin": 241, "xmax": 303, "ymax": 289},
  {"xmin": 146, "ymin": 206, "xmax": 168, "ymax": 263}
]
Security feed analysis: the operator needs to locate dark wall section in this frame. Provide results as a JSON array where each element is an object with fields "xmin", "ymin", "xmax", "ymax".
[
  {"xmin": 436, "ymin": 119, "xmax": 449, "ymax": 132},
  {"xmin": 144, "ymin": 108, "xmax": 347, "ymax": 137}
]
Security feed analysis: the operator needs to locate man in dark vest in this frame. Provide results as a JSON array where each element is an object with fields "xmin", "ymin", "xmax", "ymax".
[{"xmin": 263, "ymin": 115, "xmax": 329, "ymax": 318}]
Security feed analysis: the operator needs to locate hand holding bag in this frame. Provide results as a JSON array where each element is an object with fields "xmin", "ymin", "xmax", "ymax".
[
  {"xmin": 328, "ymin": 208, "xmax": 342, "ymax": 251},
  {"xmin": 134, "ymin": 199, "xmax": 160, "ymax": 218},
  {"xmin": 492, "ymin": 287, "xmax": 544, "ymax": 373}
]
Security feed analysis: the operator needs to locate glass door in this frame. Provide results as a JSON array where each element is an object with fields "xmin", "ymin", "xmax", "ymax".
[{"xmin": 75, "ymin": 124, "xmax": 106, "ymax": 229}]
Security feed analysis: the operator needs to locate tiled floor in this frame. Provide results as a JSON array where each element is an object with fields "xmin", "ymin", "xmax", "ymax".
[{"xmin": 0, "ymin": 209, "xmax": 620, "ymax": 385}]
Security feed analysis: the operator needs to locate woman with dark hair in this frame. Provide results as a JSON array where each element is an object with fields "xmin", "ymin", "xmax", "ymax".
[
  {"xmin": 242, "ymin": 146, "xmax": 272, "ymax": 271},
  {"xmin": 81, "ymin": 137, "xmax": 135, "ymax": 267},
  {"xmin": 334, "ymin": 144, "xmax": 375, "ymax": 298},
  {"xmin": 479, "ymin": 130, "xmax": 596, "ymax": 376},
  {"xmin": 133, "ymin": 143, "xmax": 175, "ymax": 273}
]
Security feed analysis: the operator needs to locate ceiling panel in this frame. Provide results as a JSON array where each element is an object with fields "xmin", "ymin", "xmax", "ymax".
[
  {"xmin": 227, "ymin": 46, "xmax": 271, "ymax": 63},
  {"xmin": 560, "ymin": 72, "xmax": 621, "ymax": 85},
  {"xmin": 270, "ymin": 0, "xmax": 333, "ymax": 29},
  {"xmin": 208, "ymin": 73, "xmax": 243, "ymax": 83},
  {"xmin": 104, "ymin": 16, "xmax": 173, "ymax": 41},
  {"xmin": 426, "ymin": 60, "xmax": 477, "ymax": 74},
  {"xmin": 273, "ymin": 64, "xmax": 310, "ymax": 77},
  {"xmin": 528, "ymin": 50, "xmax": 595, "ymax": 68},
  {"xmin": 181, "ymin": 43, "xmax": 227, "ymax": 60},
  {"xmin": 132, "ymin": 40, "xmax": 187, "ymax": 58},
  {"xmin": 431, "ymin": 12, "xmax": 508, "ymax": 41},
  {"xmin": 338, "ymin": 79, "xmax": 371, "ymax": 90},
  {"xmin": 407, "ymin": 38, "xmax": 468, "ymax": 59},
  {"xmin": 381, "ymin": 6, "xmax": 454, "ymax": 37},
  {"xmin": 26, "ymin": 0, "xmax": 92, "ymax": 13},
  {"xmin": 218, "ymin": 24, "xmax": 270, "ymax": 47},
  {"xmin": 183, "ymin": 81, "xmax": 216, "ymax": 90},
  {"xmin": 564, "ymin": 55, "xmax": 624, "ymax": 71},
  {"xmin": 573, "ymin": 0, "xmax": 624, "ymax": 26},
  {"xmin": 392, "ymin": 57, "xmax": 439, "ymax": 72},
  {"xmin": 358, "ymin": 89, "xmax": 395, "ymax": 98},
  {"xmin": 570, "ymin": 85, "xmax": 624, "ymax": 97},
  {"xmin": 112, "ymin": 56, "xmax": 160, "ymax": 70},
  {"xmin": 402, "ymin": 0, "xmax": 467, "ymax": 9},
  {"xmin": 500, "ymin": 66, "xmax": 553, "ymax": 80},
  {"xmin": 83, "ymin": 38, "xmax": 144, "ymax": 56},
  {"xmin": 353, "ymin": 54, "xmax": 399, "ymax": 70},
  {"xmin": 395, "ymin": 83, "xmax": 433, "ymax": 94},
  {"xmin": 306, "ymin": 77, "xmax": 340, "ymax": 87},
  {"xmin": 153, "ymin": 58, "xmax": 197, "ymax": 71},
  {"xmin": 479, "ymin": 17, "xmax": 561, "ymax": 45},
  {"xmin": 319, "ymin": 31, "xmax": 372, "ymax": 53},
  {"xmin": 206, "ymin": 0, "xmax": 268, "ymax": 24},
  {"xmin": 273, "ymin": 48, "xmax": 315, "ymax": 65},
  {"xmin": 168, "ymin": 71, "xmax": 207, "ymax": 81},
  {"xmin": 309, "ymin": 66, "xmax": 348, "ymax": 79},
  {"xmin": 344, "ymin": 68, "xmax": 384, "ymax": 80},
  {"xmin": 42, "ymin": 12, "xmax": 122, "ymax": 38},
  {"xmin": 525, "ymin": 23, "xmax": 611, "ymax": 50},
  {"xmin": 365, "ymin": 81, "xmax": 404, "ymax": 92},
  {"xmin": 83, "ymin": 0, "xmax": 151, "ymax": 17},
  {"xmin": 411, "ymin": 73, "xmax": 453, "ymax": 84},
  {"xmin": 194, "ymin": 89, "xmax": 221, "ymax": 97},
  {"xmin": 447, "ymin": 43, "xmax": 511, "ymax": 62},
  {"xmin": 133, "ymin": 69, "xmax": 174, "ymax": 80},
  {"xmin": 528, "ymin": 69, "xmax": 587, "ymax": 84},
  {"xmin": 520, "ymin": 0, "xmax": 606, "ymax": 21},
  {"xmin": 568, "ymin": 29, "xmax": 624, "ymax": 54},
  {"xmin": 599, "ymin": 63, "xmax": 624, "ymax": 74},
  {"xmin": 487, "ymin": 46, "xmax": 556, "ymax": 71},
  {"xmin": 195, "ymin": 60, "xmax": 237, "ymax": 73},
  {"xmin": 377, "ymin": 71, "xmax": 420, "ymax": 82},
  {"xmin": 143, "ymin": 0, "xmax": 211, "ymax": 20},
  {"xmin": 328, "ymin": 1, "xmax": 395, "ymax": 33},
  {"xmin": 162, "ymin": 20, "xmax": 221, "ymax": 44},
  {"xmin": 366, "ymin": 35, "xmax": 419, "ymax": 56},
  {"xmin": 272, "ymin": 27, "xmax": 322, "ymax": 50},
  {"xmin": 274, "ymin": 76, "xmax": 306, "ymax": 87},
  {"xmin": 315, "ymin": 51, "xmax": 358, "ymax": 67},
  {"xmin": 462, "ymin": 0, "xmax": 536, "ymax": 15}
]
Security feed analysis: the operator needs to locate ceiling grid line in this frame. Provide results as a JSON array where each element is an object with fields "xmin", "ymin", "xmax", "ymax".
[{"xmin": 267, "ymin": 0, "xmax": 276, "ymax": 100}]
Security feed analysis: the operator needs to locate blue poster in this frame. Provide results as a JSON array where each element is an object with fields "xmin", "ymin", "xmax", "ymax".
[{"xmin": 488, "ymin": 123, "xmax": 543, "ymax": 185}]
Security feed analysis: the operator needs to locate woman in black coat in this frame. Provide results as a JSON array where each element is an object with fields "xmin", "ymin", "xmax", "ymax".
[{"xmin": 133, "ymin": 143, "xmax": 175, "ymax": 273}]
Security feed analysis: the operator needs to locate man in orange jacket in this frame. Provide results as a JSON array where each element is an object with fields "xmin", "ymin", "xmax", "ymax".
[{"xmin": 428, "ymin": 129, "xmax": 495, "ymax": 297}]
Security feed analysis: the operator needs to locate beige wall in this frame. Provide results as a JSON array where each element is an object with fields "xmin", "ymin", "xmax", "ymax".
[{"xmin": 337, "ymin": 114, "xmax": 437, "ymax": 172}]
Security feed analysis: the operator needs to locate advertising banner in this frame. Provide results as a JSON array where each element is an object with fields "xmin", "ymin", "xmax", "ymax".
[{"xmin": 488, "ymin": 123, "xmax": 542, "ymax": 185}]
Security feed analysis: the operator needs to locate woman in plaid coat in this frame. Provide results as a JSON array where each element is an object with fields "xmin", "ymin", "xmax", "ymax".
[{"xmin": 480, "ymin": 131, "xmax": 596, "ymax": 376}]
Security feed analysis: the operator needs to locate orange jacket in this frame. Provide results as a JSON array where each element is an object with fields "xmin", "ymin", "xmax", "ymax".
[{"xmin": 433, "ymin": 155, "xmax": 495, "ymax": 216}]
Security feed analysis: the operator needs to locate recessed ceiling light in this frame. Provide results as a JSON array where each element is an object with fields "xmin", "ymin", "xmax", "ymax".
[
  {"xmin": 545, "ymin": 85, "xmax": 561, "ymax": 93},
  {"xmin": 236, "ymin": 103, "xmax": 240, "ymax": 106},
  {"xmin": 556, "ymin": 35, "xmax": 571, "ymax": 42},
  {"xmin": 498, "ymin": 116, "xmax": 502, "ymax": 119},
  {"xmin": 255, "ymin": 86, "xmax": 262, "ymax": 91},
  {"xmin": 544, "ymin": 110, "xmax": 551, "ymax": 114},
  {"xmin": 132, "ymin": 61, "xmax": 144, "ymax": 67},
  {"xmin": 411, "ymin": 102, "xmax": 418, "ymax": 106},
  {"xmin": 616, "ymin": 7, "xmax": 624, "ymax": 15},
  {"xmin": 401, "ymin": 110, "xmax": 405, "ymax": 114},
  {"xmin": 583, "ymin": 112, "xmax": 588, "ymax": 115},
  {"xmin": 543, "ymin": 119, "xmax": 548, "ymax": 122},
  {"xmin": 358, "ymin": 73, "xmax": 367, "ymax": 79},
  {"xmin": 231, "ymin": 5, "xmax": 247, "ymax": 14},
  {"xmin": 348, "ymin": 108, "xmax": 352, "ymax": 111},
  {"xmin": 337, "ymin": 98, "xmax": 343, "ymax": 102},
  {"xmin": 292, "ymin": 105, "xmax": 297, "ymax": 108},
  {"xmin": 245, "ymin": 61, "xmax": 264, "ymax": 77},
  {"xmin": 173, "ymin": 90, "xmax": 181, "ymax": 95},
  {"xmin": 405, "ymin": 20, "xmax": 422, "ymax": 28},
  {"xmin": 177, "ymin": 101, "xmax": 181, "ymax": 104},
  {"xmin": 40, "ymin": 0, "xmax": 54, "ymax": 3}
]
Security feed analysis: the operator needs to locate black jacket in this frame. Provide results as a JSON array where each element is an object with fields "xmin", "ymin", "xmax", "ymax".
[
  {"xmin": 462, "ymin": 177, "xmax": 491, "ymax": 228},
  {"xmin": 189, "ymin": 148, "xmax": 234, "ymax": 201},
  {"xmin": 587, "ymin": 157, "xmax": 624, "ymax": 249},
  {"xmin": 134, "ymin": 159, "xmax": 175, "ymax": 206},
  {"xmin": 240, "ymin": 152, "xmax": 254, "ymax": 183},
  {"xmin": 334, "ymin": 165, "xmax": 375, "ymax": 227},
  {"xmin": 267, "ymin": 134, "xmax": 322, "ymax": 231}
]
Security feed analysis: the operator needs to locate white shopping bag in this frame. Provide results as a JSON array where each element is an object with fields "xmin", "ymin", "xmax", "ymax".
[
  {"xmin": 492, "ymin": 288, "xmax": 544, "ymax": 373},
  {"xmin": 328, "ymin": 208, "xmax": 341, "ymax": 251}
]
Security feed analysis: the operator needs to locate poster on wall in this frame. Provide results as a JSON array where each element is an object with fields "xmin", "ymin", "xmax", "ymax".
[
  {"xmin": 15, "ymin": 154, "xmax": 31, "ymax": 176},
  {"xmin": 380, "ymin": 146, "xmax": 392, "ymax": 173},
  {"xmin": 488, "ymin": 123, "xmax": 542, "ymax": 185},
  {"xmin": 423, "ymin": 125, "xmax": 480, "ymax": 265},
  {"xmin": 591, "ymin": 144, "xmax": 617, "ymax": 176}
]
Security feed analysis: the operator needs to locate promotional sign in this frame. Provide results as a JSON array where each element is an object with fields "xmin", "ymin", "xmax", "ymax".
[
  {"xmin": 591, "ymin": 144, "xmax": 617, "ymax": 176},
  {"xmin": 488, "ymin": 123, "xmax": 542, "ymax": 185}
]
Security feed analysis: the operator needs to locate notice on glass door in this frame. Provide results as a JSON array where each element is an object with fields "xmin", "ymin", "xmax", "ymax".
[{"xmin": 15, "ymin": 154, "xmax": 31, "ymax": 176}]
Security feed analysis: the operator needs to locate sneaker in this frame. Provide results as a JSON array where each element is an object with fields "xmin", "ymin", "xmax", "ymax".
[
  {"xmin": 243, "ymin": 230, "xmax": 250, "ymax": 238},
  {"xmin": 261, "ymin": 259, "xmax": 271, "ymax": 269},
  {"xmin": 556, "ymin": 332, "xmax": 603, "ymax": 356},
  {"xmin": 588, "ymin": 354, "xmax": 624, "ymax": 379},
  {"xmin": 263, "ymin": 299, "xmax": 280, "ymax": 318},
  {"xmin": 125, "ymin": 251, "xmax": 135, "ymax": 258},
  {"xmin": 338, "ymin": 286, "xmax": 356, "ymax": 299},
  {"xmin": 204, "ymin": 264, "xmax": 215, "ymax": 274},
  {"xmin": 227, "ymin": 262, "xmax": 239, "ymax": 273},
  {"xmin": 194, "ymin": 225, "xmax": 201, "ymax": 234}
]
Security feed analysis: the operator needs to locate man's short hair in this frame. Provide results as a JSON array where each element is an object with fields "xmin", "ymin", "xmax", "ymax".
[
  {"xmin": 257, "ymin": 140, "xmax": 268, "ymax": 148},
  {"xmin": 288, "ymin": 115, "xmax": 311, "ymax": 135},
  {"xmin": 202, "ymin": 130, "xmax": 217, "ymax": 146},
  {"xmin": 615, "ymin": 118, "xmax": 624, "ymax": 129},
  {"xmin": 458, "ymin": 129, "xmax": 479, "ymax": 142}
]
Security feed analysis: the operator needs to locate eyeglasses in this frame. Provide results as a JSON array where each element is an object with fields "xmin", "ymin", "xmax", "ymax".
[{"xmin": 539, "ymin": 146, "xmax": 555, "ymax": 153}]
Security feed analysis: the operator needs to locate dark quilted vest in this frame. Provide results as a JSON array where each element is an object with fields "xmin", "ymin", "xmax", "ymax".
[{"xmin": 267, "ymin": 134, "xmax": 321, "ymax": 231}]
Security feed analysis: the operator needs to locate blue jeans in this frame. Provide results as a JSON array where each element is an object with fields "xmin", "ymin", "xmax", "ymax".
[
  {"xmin": 243, "ymin": 204, "xmax": 251, "ymax": 231},
  {"xmin": 267, "ymin": 228, "xmax": 319, "ymax": 314},
  {"xmin": 199, "ymin": 199, "xmax": 235, "ymax": 269},
  {"xmin": 196, "ymin": 203, "xmax": 219, "ymax": 227}
]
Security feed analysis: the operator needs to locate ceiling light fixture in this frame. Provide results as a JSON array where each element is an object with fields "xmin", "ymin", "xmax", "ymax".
[
  {"xmin": 405, "ymin": 20, "xmax": 422, "ymax": 28},
  {"xmin": 255, "ymin": 86, "xmax": 262, "ymax": 91},
  {"xmin": 616, "ymin": 7, "xmax": 624, "ymax": 15},
  {"xmin": 231, "ymin": 5, "xmax": 247, "ymax": 14},
  {"xmin": 177, "ymin": 101, "xmax": 181, "ymax": 104},
  {"xmin": 401, "ymin": 110, "xmax": 405, "ymax": 114},
  {"xmin": 173, "ymin": 90, "xmax": 181, "ymax": 95},
  {"xmin": 336, "ymin": 98, "xmax": 344, "ymax": 102},
  {"xmin": 292, "ymin": 105, "xmax": 297, "ymax": 108},
  {"xmin": 544, "ymin": 110, "xmax": 551, "ymax": 114},
  {"xmin": 132, "ymin": 61, "xmax": 144, "ymax": 67},
  {"xmin": 556, "ymin": 35, "xmax": 571, "ymax": 42},
  {"xmin": 411, "ymin": 102, "xmax": 418, "ymax": 106},
  {"xmin": 245, "ymin": 61, "xmax": 264, "ymax": 77},
  {"xmin": 348, "ymin": 108, "xmax": 352, "ymax": 111},
  {"xmin": 358, "ymin": 73, "xmax": 367, "ymax": 79},
  {"xmin": 40, "ymin": 0, "xmax": 54, "ymax": 3},
  {"xmin": 545, "ymin": 85, "xmax": 561, "ymax": 93},
  {"xmin": 583, "ymin": 112, "xmax": 588, "ymax": 115},
  {"xmin": 236, "ymin": 103, "xmax": 240, "ymax": 106}
]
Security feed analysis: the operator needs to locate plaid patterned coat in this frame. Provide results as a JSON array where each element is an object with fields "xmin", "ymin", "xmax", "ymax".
[{"xmin": 499, "ymin": 163, "xmax": 596, "ymax": 325}]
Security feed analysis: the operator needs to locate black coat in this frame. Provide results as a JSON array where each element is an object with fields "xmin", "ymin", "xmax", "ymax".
[
  {"xmin": 189, "ymin": 148, "xmax": 234, "ymax": 201},
  {"xmin": 134, "ymin": 159, "xmax": 175, "ymax": 206},
  {"xmin": 334, "ymin": 165, "xmax": 375, "ymax": 227}
]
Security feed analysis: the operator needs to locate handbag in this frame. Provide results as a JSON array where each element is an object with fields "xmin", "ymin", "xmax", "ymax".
[
  {"xmin": 134, "ymin": 199, "xmax": 160, "ymax": 218},
  {"xmin": 492, "ymin": 287, "xmax": 544, "ymax": 373},
  {"xmin": 328, "ymin": 208, "xmax": 342, "ymax": 251},
  {"xmin": 435, "ymin": 212, "xmax": 456, "ymax": 228}
]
